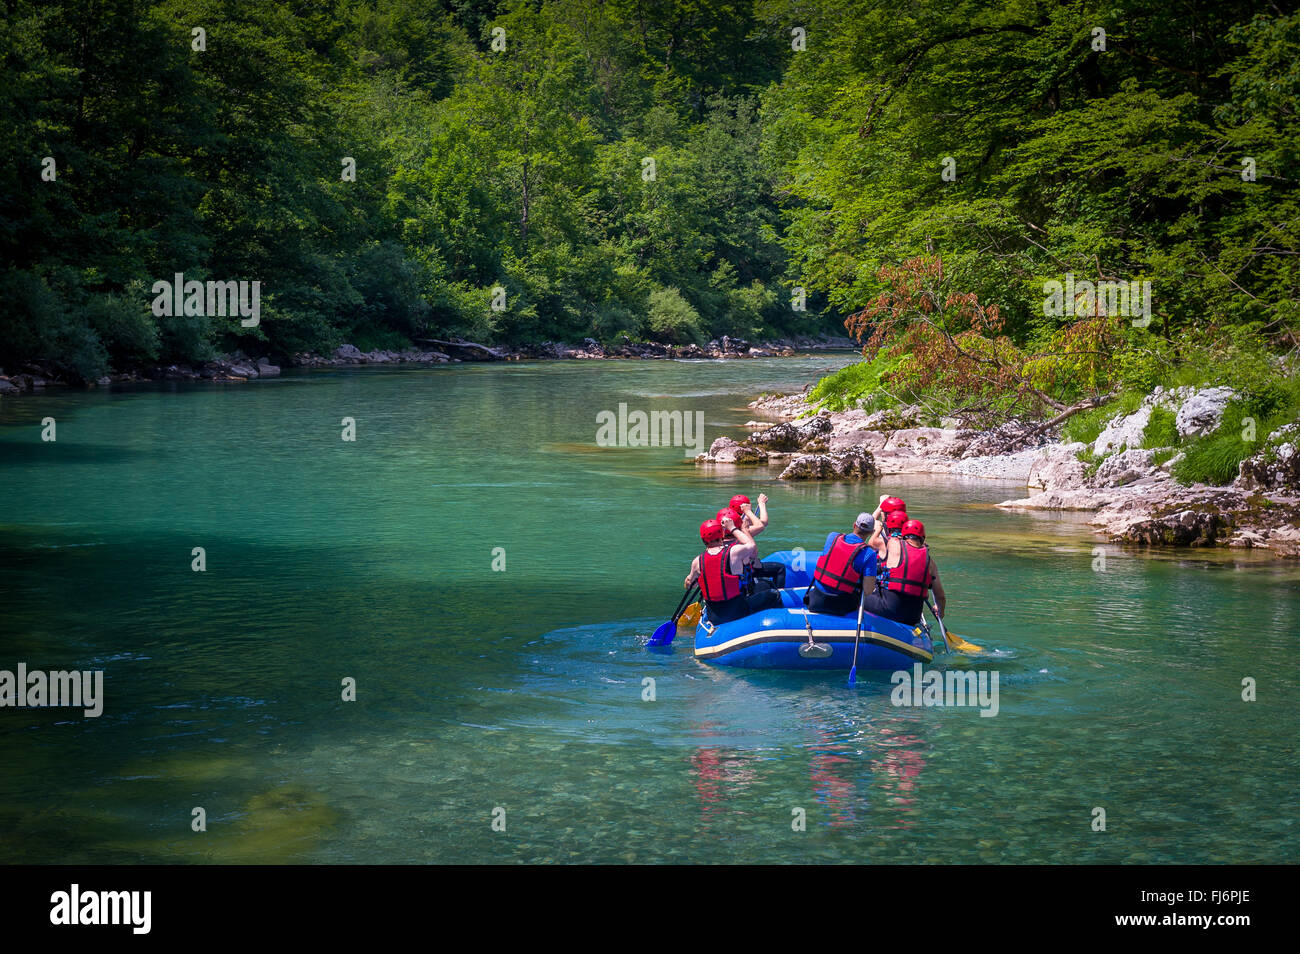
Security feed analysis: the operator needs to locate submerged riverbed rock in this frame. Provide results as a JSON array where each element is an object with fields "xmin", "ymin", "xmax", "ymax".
[{"xmin": 778, "ymin": 447, "xmax": 879, "ymax": 481}]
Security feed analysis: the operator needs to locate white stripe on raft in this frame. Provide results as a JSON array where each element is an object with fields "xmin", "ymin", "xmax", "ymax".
[{"xmin": 695, "ymin": 628, "xmax": 932, "ymax": 662}]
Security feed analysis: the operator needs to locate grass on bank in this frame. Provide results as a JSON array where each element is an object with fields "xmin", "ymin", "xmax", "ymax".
[
  {"xmin": 807, "ymin": 355, "xmax": 904, "ymax": 412},
  {"xmin": 1168, "ymin": 374, "xmax": 1300, "ymax": 484},
  {"xmin": 1141, "ymin": 406, "xmax": 1179, "ymax": 449}
]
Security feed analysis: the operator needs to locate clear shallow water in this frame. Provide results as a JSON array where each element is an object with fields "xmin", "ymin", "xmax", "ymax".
[{"xmin": 1, "ymin": 356, "xmax": 1296, "ymax": 864}]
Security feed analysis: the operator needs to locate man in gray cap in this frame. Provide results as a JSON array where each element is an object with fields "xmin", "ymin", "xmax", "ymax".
[{"xmin": 805, "ymin": 512, "xmax": 880, "ymax": 616}]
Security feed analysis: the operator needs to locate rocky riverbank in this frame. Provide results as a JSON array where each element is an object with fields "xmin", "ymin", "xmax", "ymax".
[
  {"xmin": 696, "ymin": 385, "xmax": 1300, "ymax": 557},
  {"xmin": 0, "ymin": 346, "xmax": 446, "ymax": 390},
  {"xmin": 505, "ymin": 333, "xmax": 854, "ymax": 361},
  {"xmin": 0, "ymin": 334, "xmax": 855, "ymax": 393}
]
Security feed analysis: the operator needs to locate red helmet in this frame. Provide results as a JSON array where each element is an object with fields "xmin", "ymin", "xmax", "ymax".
[
  {"xmin": 881, "ymin": 496, "xmax": 907, "ymax": 513},
  {"xmin": 700, "ymin": 519, "xmax": 725, "ymax": 543},
  {"xmin": 884, "ymin": 510, "xmax": 909, "ymax": 531},
  {"xmin": 716, "ymin": 507, "xmax": 743, "ymax": 526},
  {"xmin": 902, "ymin": 519, "xmax": 926, "ymax": 540},
  {"xmin": 728, "ymin": 494, "xmax": 751, "ymax": 512}
]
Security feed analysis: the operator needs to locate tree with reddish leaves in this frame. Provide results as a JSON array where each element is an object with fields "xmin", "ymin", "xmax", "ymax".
[{"xmin": 844, "ymin": 255, "xmax": 1119, "ymax": 430}]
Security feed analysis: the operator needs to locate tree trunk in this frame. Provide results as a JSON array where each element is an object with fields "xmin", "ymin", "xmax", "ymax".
[{"xmin": 1023, "ymin": 392, "xmax": 1118, "ymax": 440}]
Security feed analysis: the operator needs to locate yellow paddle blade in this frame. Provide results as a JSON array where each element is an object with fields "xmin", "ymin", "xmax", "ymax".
[
  {"xmin": 678, "ymin": 602, "xmax": 702, "ymax": 629},
  {"xmin": 946, "ymin": 631, "xmax": 983, "ymax": 653}
]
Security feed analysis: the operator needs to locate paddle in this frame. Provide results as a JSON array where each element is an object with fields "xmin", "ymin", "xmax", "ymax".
[
  {"xmin": 797, "ymin": 584, "xmax": 832, "ymax": 659},
  {"xmin": 677, "ymin": 602, "xmax": 702, "ymax": 630},
  {"xmin": 944, "ymin": 628, "xmax": 983, "ymax": 654},
  {"xmin": 923, "ymin": 602, "xmax": 948, "ymax": 653},
  {"xmin": 847, "ymin": 581, "xmax": 868, "ymax": 687},
  {"xmin": 648, "ymin": 585, "xmax": 699, "ymax": 647},
  {"xmin": 925, "ymin": 599, "xmax": 982, "ymax": 653}
]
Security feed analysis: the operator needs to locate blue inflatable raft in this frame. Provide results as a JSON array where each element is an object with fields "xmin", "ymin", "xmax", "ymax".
[{"xmin": 692, "ymin": 549, "xmax": 935, "ymax": 670}]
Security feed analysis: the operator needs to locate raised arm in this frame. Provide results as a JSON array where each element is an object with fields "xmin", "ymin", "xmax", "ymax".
[
  {"xmin": 868, "ymin": 524, "xmax": 889, "ymax": 557},
  {"xmin": 871, "ymin": 493, "xmax": 889, "ymax": 525},
  {"xmin": 745, "ymin": 493, "xmax": 770, "ymax": 535},
  {"xmin": 723, "ymin": 514, "xmax": 755, "ymax": 549}
]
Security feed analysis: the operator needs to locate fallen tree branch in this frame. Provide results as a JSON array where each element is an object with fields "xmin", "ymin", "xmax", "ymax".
[{"xmin": 1022, "ymin": 391, "xmax": 1119, "ymax": 440}]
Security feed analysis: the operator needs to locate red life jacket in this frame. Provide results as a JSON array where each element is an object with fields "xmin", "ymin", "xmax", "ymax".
[
  {"xmin": 699, "ymin": 544, "xmax": 744, "ymax": 603},
  {"xmin": 883, "ymin": 541, "xmax": 933, "ymax": 597},
  {"xmin": 813, "ymin": 533, "xmax": 868, "ymax": 594}
]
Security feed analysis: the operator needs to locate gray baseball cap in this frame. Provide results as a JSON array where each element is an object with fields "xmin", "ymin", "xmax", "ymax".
[{"xmin": 855, "ymin": 512, "xmax": 875, "ymax": 530}]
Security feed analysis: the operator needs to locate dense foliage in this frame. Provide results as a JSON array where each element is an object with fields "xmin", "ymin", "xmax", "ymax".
[
  {"xmin": 0, "ymin": 0, "xmax": 822, "ymax": 379},
  {"xmin": 1, "ymin": 0, "xmax": 1296, "ymax": 393},
  {"xmin": 773, "ymin": 0, "xmax": 1297, "ymax": 425}
]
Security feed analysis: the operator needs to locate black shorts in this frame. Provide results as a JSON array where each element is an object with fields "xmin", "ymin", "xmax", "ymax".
[
  {"xmin": 748, "ymin": 561, "xmax": 787, "ymax": 591},
  {"xmin": 804, "ymin": 585, "xmax": 860, "ymax": 617},
  {"xmin": 862, "ymin": 586, "xmax": 924, "ymax": 626},
  {"xmin": 706, "ymin": 589, "xmax": 784, "ymax": 625}
]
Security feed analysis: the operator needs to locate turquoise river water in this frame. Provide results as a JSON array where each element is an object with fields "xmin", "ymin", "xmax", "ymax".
[{"xmin": 1, "ymin": 355, "xmax": 1296, "ymax": 863}]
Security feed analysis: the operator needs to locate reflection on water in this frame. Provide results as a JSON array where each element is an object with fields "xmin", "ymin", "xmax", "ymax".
[
  {"xmin": 687, "ymin": 715, "xmax": 930, "ymax": 835},
  {"xmin": 807, "ymin": 735, "xmax": 861, "ymax": 830},
  {"xmin": 870, "ymin": 725, "xmax": 928, "ymax": 827},
  {"xmin": 1, "ymin": 356, "xmax": 1296, "ymax": 864}
]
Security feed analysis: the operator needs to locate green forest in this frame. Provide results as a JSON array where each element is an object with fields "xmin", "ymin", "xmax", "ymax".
[{"xmin": 2, "ymin": 0, "xmax": 1296, "ymax": 422}]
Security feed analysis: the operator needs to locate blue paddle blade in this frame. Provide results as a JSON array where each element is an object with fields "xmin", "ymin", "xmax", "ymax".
[
  {"xmin": 847, "ymin": 665, "xmax": 858, "ymax": 687},
  {"xmin": 647, "ymin": 620, "xmax": 676, "ymax": 647}
]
